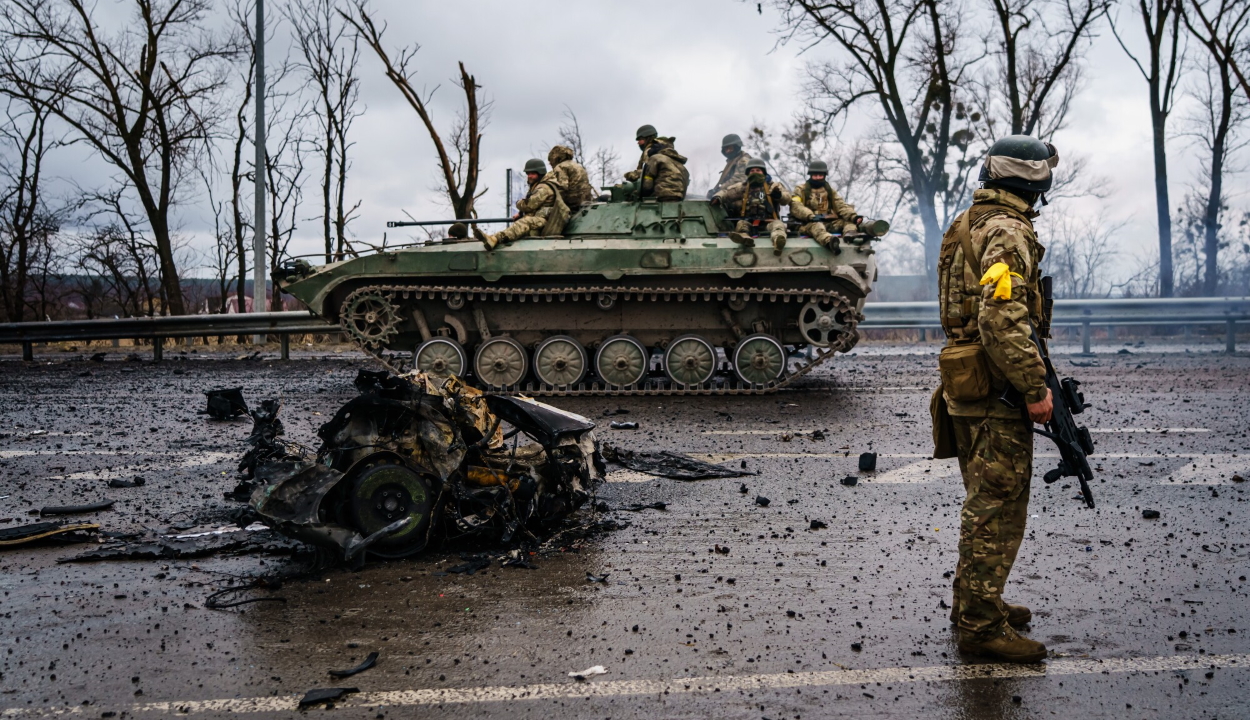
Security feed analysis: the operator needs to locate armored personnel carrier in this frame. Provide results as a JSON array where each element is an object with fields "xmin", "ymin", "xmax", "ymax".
[{"xmin": 277, "ymin": 198, "xmax": 883, "ymax": 395}]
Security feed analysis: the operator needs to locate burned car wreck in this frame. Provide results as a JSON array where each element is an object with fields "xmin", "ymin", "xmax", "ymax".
[{"xmin": 239, "ymin": 370, "xmax": 602, "ymax": 563}]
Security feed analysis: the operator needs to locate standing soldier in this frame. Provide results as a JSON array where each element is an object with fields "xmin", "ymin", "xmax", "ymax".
[
  {"xmin": 547, "ymin": 145, "xmax": 596, "ymax": 211},
  {"xmin": 711, "ymin": 158, "xmax": 788, "ymax": 255},
  {"xmin": 789, "ymin": 160, "xmax": 862, "ymax": 252},
  {"xmin": 935, "ymin": 135, "xmax": 1058, "ymax": 664},
  {"xmin": 706, "ymin": 133, "xmax": 752, "ymax": 199},
  {"xmin": 640, "ymin": 141, "xmax": 690, "ymax": 201},
  {"xmin": 473, "ymin": 158, "xmax": 569, "ymax": 250}
]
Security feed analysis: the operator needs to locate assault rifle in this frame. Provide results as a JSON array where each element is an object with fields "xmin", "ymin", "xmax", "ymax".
[{"xmin": 1000, "ymin": 276, "xmax": 1097, "ymax": 508}]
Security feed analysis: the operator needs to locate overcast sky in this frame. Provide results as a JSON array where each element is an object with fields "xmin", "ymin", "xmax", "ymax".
[{"xmin": 31, "ymin": 0, "xmax": 1249, "ymax": 279}]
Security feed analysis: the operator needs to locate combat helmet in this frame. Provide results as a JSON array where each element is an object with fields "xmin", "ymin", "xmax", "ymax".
[
  {"xmin": 636, "ymin": 124, "xmax": 658, "ymax": 141},
  {"xmin": 523, "ymin": 158, "xmax": 547, "ymax": 177},
  {"xmin": 978, "ymin": 135, "xmax": 1059, "ymax": 194},
  {"xmin": 745, "ymin": 157, "xmax": 767, "ymax": 172},
  {"xmin": 807, "ymin": 160, "xmax": 829, "ymax": 175},
  {"xmin": 721, "ymin": 133, "xmax": 743, "ymax": 148}
]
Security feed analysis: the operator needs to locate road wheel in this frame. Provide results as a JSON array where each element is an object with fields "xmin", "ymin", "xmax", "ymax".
[
  {"xmin": 413, "ymin": 337, "xmax": 467, "ymax": 379},
  {"xmin": 533, "ymin": 335, "xmax": 588, "ymax": 387},
  {"xmin": 663, "ymin": 334, "xmax": 716, "ymax": 387},
  {"xmin": 474, "ymin": 336, "xmax": 528, "ymax": 389},
  {"xmin": 798, "ymin": 299, "xmax": 847, "ymax": 348},
  {"xmin": 732, "ymin": 333, "xmax": 786, "ymax": 385},
  {"xmin": 595, "ymin": 335, "xmax": 649, "ymax": 388}
]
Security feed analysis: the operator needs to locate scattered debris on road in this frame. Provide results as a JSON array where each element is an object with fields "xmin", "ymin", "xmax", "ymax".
[
  {"xmin": 602, "ymin": 444, "xmax": 754, "ymax": 480},
  {"xmin": 329, "ymin": 652, "xmax": 379, "ymax": 679},
  {"xmin": 299, "ymin": 687, "xmax": 358, "ymax": 708},
  {"xmin": 0, "ymin": 521, "xmax": 99, "ymax": 549},
  {"xmin": 39, "ymin": 499, "xmax": 114, "ymax": 516},
  {"xmin": 858, "ymin": 452, "xmax": 877, "ymax": 471},
  {"xmin": 568, "ymin": 665, "xmax": 607, "ymax": 680},
  {"xmin": 1142, "ymin": 509, "xmax": 1161, "ymax": 519},
  {"xmin": 201, "ymin": 387, "xmax": 249, "ymax": 420},
  {"xmin": 840, "ymin": 475, "xmax": 859, "ymax": 487}
]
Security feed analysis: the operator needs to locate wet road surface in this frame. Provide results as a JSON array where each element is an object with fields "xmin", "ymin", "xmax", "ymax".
[{"xmin": 1, "ymin": 342, "xmax": 1247, "ymax": 718}]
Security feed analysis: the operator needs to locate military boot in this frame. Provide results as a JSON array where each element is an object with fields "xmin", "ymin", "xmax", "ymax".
[
  {"xmin": 728, "ymin": 232, "xmax": 755, "ymax": 248},
  {"xmin": 473, "ymin": 227, "xmax": 498, "ymax": 251},
  {"xmin": 950, "ymin": 602, "xmax": 1032, "ymax": 628},
  {"xmin": 957, "ymin": 626, "xmax": 1047, "ymax": 663},
  {"xmin": 771, "ymin": 233, "xmax": 786, "ymax": 256}
]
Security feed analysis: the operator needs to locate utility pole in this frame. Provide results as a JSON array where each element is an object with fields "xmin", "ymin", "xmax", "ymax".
[
  {"xmin": 505, "ymin": 168, "xmax": 512, "ymax": 220},
  {"xmin": 252, "ymin": 0, "xmax": 267, "ymax": 343}
]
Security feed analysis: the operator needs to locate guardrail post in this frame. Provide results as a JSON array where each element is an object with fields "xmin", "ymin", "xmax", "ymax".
[
  {"xmin": 1081, "ymin": 320, "xmax": 1091, "ymax": 355},
  {"xmin": 153, "ymin": 336, "xmax": 163, "ymax": 362},
  {"xmin": 280, "ymin": 333, "xmax": 290, "ymax": 360},
  {"xmin": 1227, "ymin": 319, "xmax": 1236, "ymax": 354},
  {"xmin": 22, "ymin": 341, "xmax": 33, "ymax": 362}
]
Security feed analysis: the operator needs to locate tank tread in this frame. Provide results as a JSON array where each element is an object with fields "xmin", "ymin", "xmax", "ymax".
[{"xmin": 341, "ymin": 283, "xmax": 863, "ymax": 396}]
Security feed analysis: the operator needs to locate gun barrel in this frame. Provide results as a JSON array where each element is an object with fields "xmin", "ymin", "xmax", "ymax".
[{"xmin": 386, "ymin": 218, "xmax": 512, "ymax": 228}]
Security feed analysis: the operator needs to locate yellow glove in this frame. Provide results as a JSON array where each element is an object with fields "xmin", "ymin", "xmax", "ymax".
[{"xmin": 979, "ymin": 262, "xmax": 1024, "ymax": 300}]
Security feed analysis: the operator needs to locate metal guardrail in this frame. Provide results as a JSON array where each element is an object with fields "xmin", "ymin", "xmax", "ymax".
[
  {"xmin": 860, "ymin": 297, "xmax": 1250, "ymax": 353},
  {"xmin": 1, "ymin": 297, "xmax": 1247, "ymax": 360}
]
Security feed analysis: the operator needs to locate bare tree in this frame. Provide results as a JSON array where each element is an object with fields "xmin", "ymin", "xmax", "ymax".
[
  {"xmin": 775, "ymin": 0, "xmax": 986, "ymax": 293},
  {"xmin": 0, "ymin": 97, "xmax": 64, "ymax": 322},
  {"xmin": 587, "ymin": 145, "xmax": 620, "ymax": 190},
  {"xmin": 1044, "ymin": 214, "xmax": 1126, "ymax": 297},
  {"xmin": 0, "ymin": 0, "xmax": 235, "ymax": 316},
  {"xmin": 1182, "ymin": 2, "xmax": 1250, "ymax": 294},
  {"xmin": 1111, "ymin": 0, "xmax": 1185, "ymax": 297},
  {"xmin": 1184, "ymin": 0, "xmax": 1250, "ymax": 101},
  {"xmin": 557, "ymin": 106, "xmax": 586, "ymax": 163},
  {"xmin": 975, "ymin": 0, "xmax": 1109, "ymax": 139},
  {"xmin": 342, "ymin": 1, "xmax": 488, "ymax": 219},
  {"xmin": 290, "ymin": 0, "xmax": 362, "ymax": 263},
  {"xmin": 71, "ymin": 188, "xmax": 162, "ymax": 318},
  {"xmin": 263, "ymin": 111, "xmax": 310, "ymax": 311}
]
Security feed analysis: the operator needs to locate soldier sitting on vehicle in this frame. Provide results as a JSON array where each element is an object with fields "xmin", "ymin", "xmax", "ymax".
[
  {"xmin": 547, "ymin": 145, "xmax": 595, "ymax": 211},
  {"xmin": 706, "ymin": 133, "xmax": 752, "ymax": 200},
  {"xmin": 474, "ymin": 158, "xmax": 569, "ymax": 251},
  {"xmin": 640, "ymin": 141, "xmax": 690, "ymax": 201},
  {"xmin": 624, "ymin": 124, "xmax": 676, "ymax": 182},
  {"xmin": 789, "ymin": 160, "xmax": 863, "ymax": 253},
  {"xmin": 710, "ymin": 158, "xmax": 789, "ymax": 255}
]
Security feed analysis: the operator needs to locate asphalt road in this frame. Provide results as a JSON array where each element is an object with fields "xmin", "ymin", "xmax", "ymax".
[{"xmin": 1, "ymin": 341, "xmax": 1247, "ymax": 719}]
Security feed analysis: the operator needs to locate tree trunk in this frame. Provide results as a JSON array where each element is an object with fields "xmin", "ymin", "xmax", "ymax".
[
  {"xmin": 1150, "ymin": 84, "xmax": 1174, "ymax": 298},
  {"xmin": 1202, "ymin": 78, "xmax": 1231, "ymax": 296}
]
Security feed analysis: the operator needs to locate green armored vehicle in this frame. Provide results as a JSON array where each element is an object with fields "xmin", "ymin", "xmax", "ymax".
[{"xmin": 277, "ymin": 198, "xmax": 883, "ymax": 395}]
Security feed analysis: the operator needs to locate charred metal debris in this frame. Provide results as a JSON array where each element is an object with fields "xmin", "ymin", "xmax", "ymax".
[{"xmin": 235, "ymin": 370, "xmax": 604, "ymax": 564}]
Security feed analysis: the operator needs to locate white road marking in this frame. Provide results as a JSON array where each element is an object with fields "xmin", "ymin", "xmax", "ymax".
[
  {"xmin": 701, "ymin": 429, "xmax": 824, "ymax": 435},
  {"xmin": 42, "ymin": 452, "xmax": 236, "ymax": 481},
  {"xmin": 1158, "ymin": 454, "xmax": 1247, "ymax": 485},
  {"xmin": 605, "ymin": 469, "xmax": 661, "ymax": 483},
  {"xmin": 868, "ymin": 457, "xmax": 961, "ymax": 484},
  {"xmin": 1088, "ymin": 427, "xmax": 1209, "ymax": 433},
  {"xmin": 3, "ymin": 653, "xmax": 1243, "ymax": 716}
]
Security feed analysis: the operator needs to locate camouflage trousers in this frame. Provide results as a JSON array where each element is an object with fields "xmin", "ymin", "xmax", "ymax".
[
  {"xmin": 796, "ymin": 221, "xmax": 836, "ymax": 248},
  {"xmin": 733, "ymin": 219, "xmax": 787, "ymax": 250},
  {"xmin": 951, "ymin": 415, "xmax": 1033, "ymax": 639},
  {"xmin": 493, "ymin": 215, "xmax": 546, "ymax": 243}
]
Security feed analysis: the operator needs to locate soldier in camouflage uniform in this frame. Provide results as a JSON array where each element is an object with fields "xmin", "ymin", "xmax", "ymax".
[
  {"xmin": 624, "ymin": 125, "xmax": 675, "ymax": 182},
  {"xmin": 937, "ymin": 135, "xmax": 1059, "ymax": 664},
  {"xmin": 640, "ymin": 142, "xmax": 690, "ymax": 201},
  {"xmin": 706, "ymin": 133, "xmax": 752, "ymax": 199},
  {"xmin": 789, "ymin": 160, "xmax": 862, "ymax": 252},
  {"xmin": 711, "ymin": 158, "xmax": 789, "ymax": 255},
  {"xmin": 474, "ymin": 158, "xmax": 566, "ymax": 250},
  {"xmin": 547, "ymin": 145, "xmax": 595, "ymax": 211}
]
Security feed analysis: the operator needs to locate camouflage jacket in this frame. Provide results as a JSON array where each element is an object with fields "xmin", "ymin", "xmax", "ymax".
[
  {"xmin": 715, "ymin": 178, "xmax": 788, "ymax": 220},
  {"xmin": 940, "ymin": 187, "xmax": 1048, "ymax": 417},
  {"xmin": 625, "ymin": 137, "xmax": 675, "ymax": 181},
  {"xmin": 515, "ymin": 178, "xmax": 557, "ymax": 217},
  {"xmin": 547, "ymin": 145, "xmax": 596, "ymax": 210},
  {"xmin": 707, "ymin": 151, "xmax": 752, "ymax": 199},
  {"xmin": 789, "ymin": 181, "xmax": 858, "ymax": 224},
  {"xmin": 641, "ymin": 147, "xmax": 690, "ymax": 200}
]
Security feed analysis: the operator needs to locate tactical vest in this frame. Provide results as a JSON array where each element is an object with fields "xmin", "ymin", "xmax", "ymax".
[
  {"xmin": 938, "ymin": 203, "xmax": 1047, "ymax": 342},
  {"xmin": 740, "ymin": 183, "xmax": 777, "ymax": 221},
  {"xmin": 798, "ymin": 183, "xmax": 830, "ymax": 215}
]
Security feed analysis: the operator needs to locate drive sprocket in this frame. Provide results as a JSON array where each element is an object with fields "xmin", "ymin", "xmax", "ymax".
[{"xmin": 340, "ymin": 289, "xmax": 400, "ymax": 348}]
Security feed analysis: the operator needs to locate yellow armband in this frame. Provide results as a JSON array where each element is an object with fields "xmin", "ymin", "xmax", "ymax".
[{"xmin": 979, "ymin": 262, "xmax": 1025, "ymax": 300}]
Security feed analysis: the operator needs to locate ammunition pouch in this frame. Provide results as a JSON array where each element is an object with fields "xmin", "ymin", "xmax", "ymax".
[
  {"xmin": 938, "ymin": 343, "xmax": 991, "ymax": 402},
  {"xmin": 930, "ymin": 384, "xmax": 958, "ymax": 459}
]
